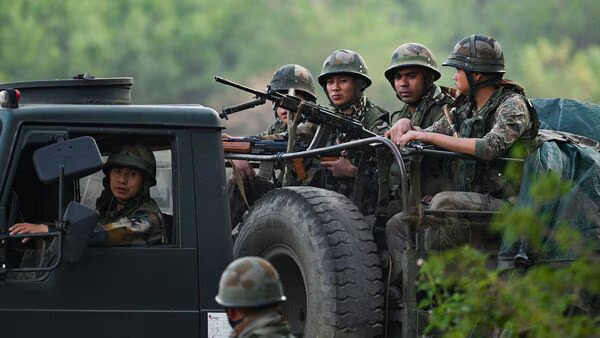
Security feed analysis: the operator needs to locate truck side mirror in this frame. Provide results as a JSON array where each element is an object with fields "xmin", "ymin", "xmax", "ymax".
[
  {"xmin": 33, "ymin": 136, "xmax": 103, "ymax": 183},
  {"xmin": 62, "ymin": 202, "xmax": 100, "ymax": 263}
]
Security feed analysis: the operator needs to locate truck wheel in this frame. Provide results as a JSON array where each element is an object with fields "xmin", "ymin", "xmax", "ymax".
[{"xmin": 234, "ymin": 186, "xmax": 384, "ymax": 337}]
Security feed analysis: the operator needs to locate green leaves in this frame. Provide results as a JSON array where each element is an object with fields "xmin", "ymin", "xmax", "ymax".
[{"xmin": 418, "ymin": 172, "xmax": 599, "ymax": 337}]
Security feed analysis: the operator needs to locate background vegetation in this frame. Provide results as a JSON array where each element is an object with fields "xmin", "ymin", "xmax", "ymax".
[
  {"xmin": 2, "ymin": 1, "xmax": 597, "ymax": 334},
  {"xmin": 418, "ymin": 172, "xmax": 599, "ymax": 337},
  {"xmin": 1, "ymin": 0, "xmax": 599, "ymax": 134}
]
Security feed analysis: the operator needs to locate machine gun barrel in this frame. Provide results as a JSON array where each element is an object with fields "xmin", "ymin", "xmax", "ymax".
[
  {"xmin": 215, "ymin": 76, "xmax": 377, "ymax": 139},
  {"xmin": 220, "ymin": 97, "xmax": 266, "ymax": 119},
  {"xmin": 215, "ymin": 76, "xmax": 266, "ymax": 97}
]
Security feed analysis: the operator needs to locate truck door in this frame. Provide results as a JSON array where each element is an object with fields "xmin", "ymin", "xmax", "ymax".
[{"xmin": 0, "ymin": 126, "xmax": 202, "ymax": 338}]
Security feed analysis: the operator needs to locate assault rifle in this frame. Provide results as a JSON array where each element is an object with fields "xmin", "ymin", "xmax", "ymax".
[
  {"xmin": 215, "ymin": 76, "xmax": 377, "ymax": 140},
  {"xmin": 223, "ymin": 136, "xmax": 306, "ymax": 155}
]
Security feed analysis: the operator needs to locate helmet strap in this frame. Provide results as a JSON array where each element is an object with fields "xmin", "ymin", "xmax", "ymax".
[
  {"xmin": 465, "ymin": 70, "xmax": 500, "ymax": 105},
  {"xmin": 465, "ymin": 70, "xmax": 478, "ymax": 104},
  {"xmin": 228, "ymin": 316, "xmax": 244, "ymax": 330}
]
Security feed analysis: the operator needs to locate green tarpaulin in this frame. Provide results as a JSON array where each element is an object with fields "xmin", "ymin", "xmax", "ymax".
[{"xmin": 498, "ymin": 98, "xmax": 600, "ymax": 270}]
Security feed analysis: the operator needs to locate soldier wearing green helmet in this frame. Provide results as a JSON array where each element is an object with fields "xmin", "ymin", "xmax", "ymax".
[
  {"xmin": 384, "ymin": 42, "xmax": 455, "ymax": 129},
  {"xmin": 386, "ymin": 34, "xmax": 539, "ymax": 251},
  {"xmin": 9, "ymin": 144, "xmax": 167, "ymax": 246},
  {"xmin": 384, "ymin": 43, "xmax": 456, "ymax": 206},
  {"xmin": 226, "ymin": 64, "xmax": 318, "ymax": 229},
  {"xmin": 317, "ymin": 49, "xmax": 390, "ymax": 177},
  {"xmin": 216, "ymin": 256, "xmax": 294, "ymax": 337}
]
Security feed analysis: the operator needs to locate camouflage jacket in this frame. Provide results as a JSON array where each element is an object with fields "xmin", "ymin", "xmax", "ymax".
[
  {"xmin": 231, "ymin": 309, "xmax": 294, "ymax": 338},
  {"xmin": 425, "ymin": 82, "xmax": 538, "ymax": 197},
  {"xmin": 333, "ymin": 97, "xmax": 391, "ymax": 214},
  {"xmin": 353, "ymin": 96, "xmax": 390, "ymax": 136},
  {"xmin": 256, "ymin": 119, "xmax": 287, "ymax": 139},
  {"xmin": 90, "ymin": 189, "xmax": 166, "ymax": 246},
  {"xmin": 390, "ymin": 85, "xmax": 455, "ymax": 198},
  {"xmin": 257, "ymin": 119, "xmax": 316, "ymax": 145},
  {"xmin": 391, "ymin": 84, "xmax": 454, "ymax": 128}
]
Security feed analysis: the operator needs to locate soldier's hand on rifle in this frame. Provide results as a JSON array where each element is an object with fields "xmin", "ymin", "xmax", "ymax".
[
  {"xmin": 396, "ymin": 130, "xmax": 426, "ymax": 148},
  {"xmin": 231, "ymin": 160, "xmax": 256, "ymax": 180},
  {"xmin": 321, "ymin": 158, "xmax": 357, "ymax": 177},
  {"xmin": 385, "ymin": 118, "xmax": 414, "ymax": 146}
]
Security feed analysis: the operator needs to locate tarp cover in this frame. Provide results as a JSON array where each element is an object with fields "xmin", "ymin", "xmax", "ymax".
[
  {"xmin": 498, "ymin": 98, "xmax": 600, "ymax": 270},
  {"xmin": 533, "ymin": 98, "xmax": 600, "ymax": 142}
]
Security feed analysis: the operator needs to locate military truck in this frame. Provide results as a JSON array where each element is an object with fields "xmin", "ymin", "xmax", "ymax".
[
  {"xmin": 218, "ymin": 79, "xmax": 600, "ymax": 337},
  {"xmin": 1, "ymin": 76, "xmax": 597, "ymax": 338},
  {"xmin": 0, "ymin": 78, "xmax": 234, "ymax": 338}
]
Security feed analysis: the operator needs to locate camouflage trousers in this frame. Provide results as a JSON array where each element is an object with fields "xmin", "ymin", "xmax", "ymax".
[
  {"xmin": 385, "ymin": 191, "xmax": 505, "ymax": 250},
  {"xmin": 228, "ymin": 176, "xmax": 274, "ymax": 229}
]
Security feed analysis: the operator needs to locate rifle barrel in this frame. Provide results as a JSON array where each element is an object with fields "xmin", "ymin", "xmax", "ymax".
[{"xmin": 214, "ymin": 76, "xmax": 263, "ymax": 96}]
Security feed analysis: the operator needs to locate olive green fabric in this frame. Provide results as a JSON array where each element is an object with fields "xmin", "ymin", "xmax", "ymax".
[
  {"xmin": 389, "ymin": 85, "xmax": 455, "ymax": 199},
  {"xmin": 216, "ymin": 256, "xmax": 286, "ymax": 308},
  {"xmin": 443, "ymin": 34, "xmax": 505, "ymax": 73},
  {"xmin": 426, "ymin": 82, "xmax": 538, "ymax": 199},
  {"xmin": 92, "ymin": 144, "xmax": 165, "ymax": 246},
  {"xmin": 91, "ymin": 193, "xmax": 165, "ymax": 246},
  {"xmin": 358, "ymin": 98, "xmax": 390, "ymax": 135},
  {"xmin": 269, "ymin": 64, "xmax": 316, "ymax": 102},
  {"xmin": 384, "ymin": 43, "xmax": 441, "ymax": 85},
  {"xmin": 390, "ymin": 85, "xmax": 453, "ymax": 128},
  {"xmin": 230, "ymin": 308, "xmax": 294, "ymax": 338}
]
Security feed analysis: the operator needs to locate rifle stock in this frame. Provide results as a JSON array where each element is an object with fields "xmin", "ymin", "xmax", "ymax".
[
  {"xmin": 223, "ymin": 141, "xmax": 252, "ymax": 153},
  {"xmin": 222, "ymin": 137, "xmax": 306, "ymax": 155}
]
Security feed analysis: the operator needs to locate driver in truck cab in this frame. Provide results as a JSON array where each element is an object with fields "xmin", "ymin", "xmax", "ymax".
[{"xmin": 8, "ymin": 144, "xmax": 168, "ymax": 246}]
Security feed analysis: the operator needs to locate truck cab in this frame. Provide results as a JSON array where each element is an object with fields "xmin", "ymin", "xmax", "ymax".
[{"xmin": 0, "ymin": 78, "xmax": 233, "ymax": 338}]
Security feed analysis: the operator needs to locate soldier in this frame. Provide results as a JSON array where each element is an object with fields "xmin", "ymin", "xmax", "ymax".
[
  {"xmin": 386, "ymin": 34, "xmax": 539, "ymax": 250},
  {"xmin": 317, "ymin": 49, "xmax": 390, "ymax": 177},
  {"xmin": 385, "ymin": 43, "xmax": 454, "ymax": 131},
  {"xmin": 9, "ymin": 144, "xmax": 167, "ymax": 246},
  {"xmin": 226, "ymin": 64, "xmax": 317, "ymax": 228},
  {"xmin": 215, "ymin": 256, "xmax": 294, "ymax": 338},
  {"xmin": 384, "ymin": 43, "xmax": 456, "ymax": 205}
]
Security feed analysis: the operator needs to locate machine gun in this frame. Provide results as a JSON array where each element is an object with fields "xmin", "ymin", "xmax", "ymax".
[{"xmin": 215, "ymin": 76, "xmax": 377, "ymax": 140}]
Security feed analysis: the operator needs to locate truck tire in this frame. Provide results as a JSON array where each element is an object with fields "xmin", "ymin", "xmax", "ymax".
[{"xmin": 234, "ymin": 186, "xmax": 384, "ymax": 337}]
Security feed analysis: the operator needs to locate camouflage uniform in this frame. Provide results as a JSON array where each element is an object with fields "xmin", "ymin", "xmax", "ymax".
[
  {"xmin": 256, "ymin": 119, "xmax": 287, "ymax": 139},
  {"xmin": 228, "ymin": 64, "xmax": 318, "ymax": 228},
  {"xmin": 315, "ymin": 49, "xmax": 390, "ymax": 214},
  {"xmin": 90, "ymin": 144, "xmax": 166, "ymax": 246},
  {"xmin": 230, "ymin": 309, "xmax": 294, "ymax": 338},
  {"xmin": 215, "ymin": 257, "xmax": 293, "ymax": 338},
  {"xmin": 385, "ymin": 43, "xmax": 456, "ymax": 202},
  {"xmin": 386, "ymin": 35, "xmax": 539, "ymax": 250},
  {"xmin": 91, "ymin": 198, "xmax": 164, "ymax": 246}
]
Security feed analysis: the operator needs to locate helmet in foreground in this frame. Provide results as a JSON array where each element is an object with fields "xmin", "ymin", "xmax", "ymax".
[{"xmin": 215, "ymin": 256, "xmax": 286, "ymax": 308}]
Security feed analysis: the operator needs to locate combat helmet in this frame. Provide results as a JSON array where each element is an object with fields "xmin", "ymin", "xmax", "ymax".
[
  {"xmin": 318, "ymin": 49, "xmax": 372, "ymax": 89},
  {"xmin": 384, "ymin": 43, "xmax": 441, "ymax": 88},
  {"xmin": 103, "ymin": 144, "xmax": 157, "ymax": 186},
  {"xmin": 443, "ymin": 34, "xmax": 505, "ymax": 73},
  {"xmin": 215, "ymin": 256, "xmax": 286, "ymax": 308},
  {"xmin": 269, "ymin": 64, "xmax": 317, "ymax": 102}
]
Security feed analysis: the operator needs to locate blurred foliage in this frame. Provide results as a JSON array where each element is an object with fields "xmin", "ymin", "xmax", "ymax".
[
  {"xmin": 418, "ymin": 173, "xmax": 600, "ymax": 337},
  {"xmin": 0, "ymin": 0, "xmax": 599, "ymax": 135}
]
